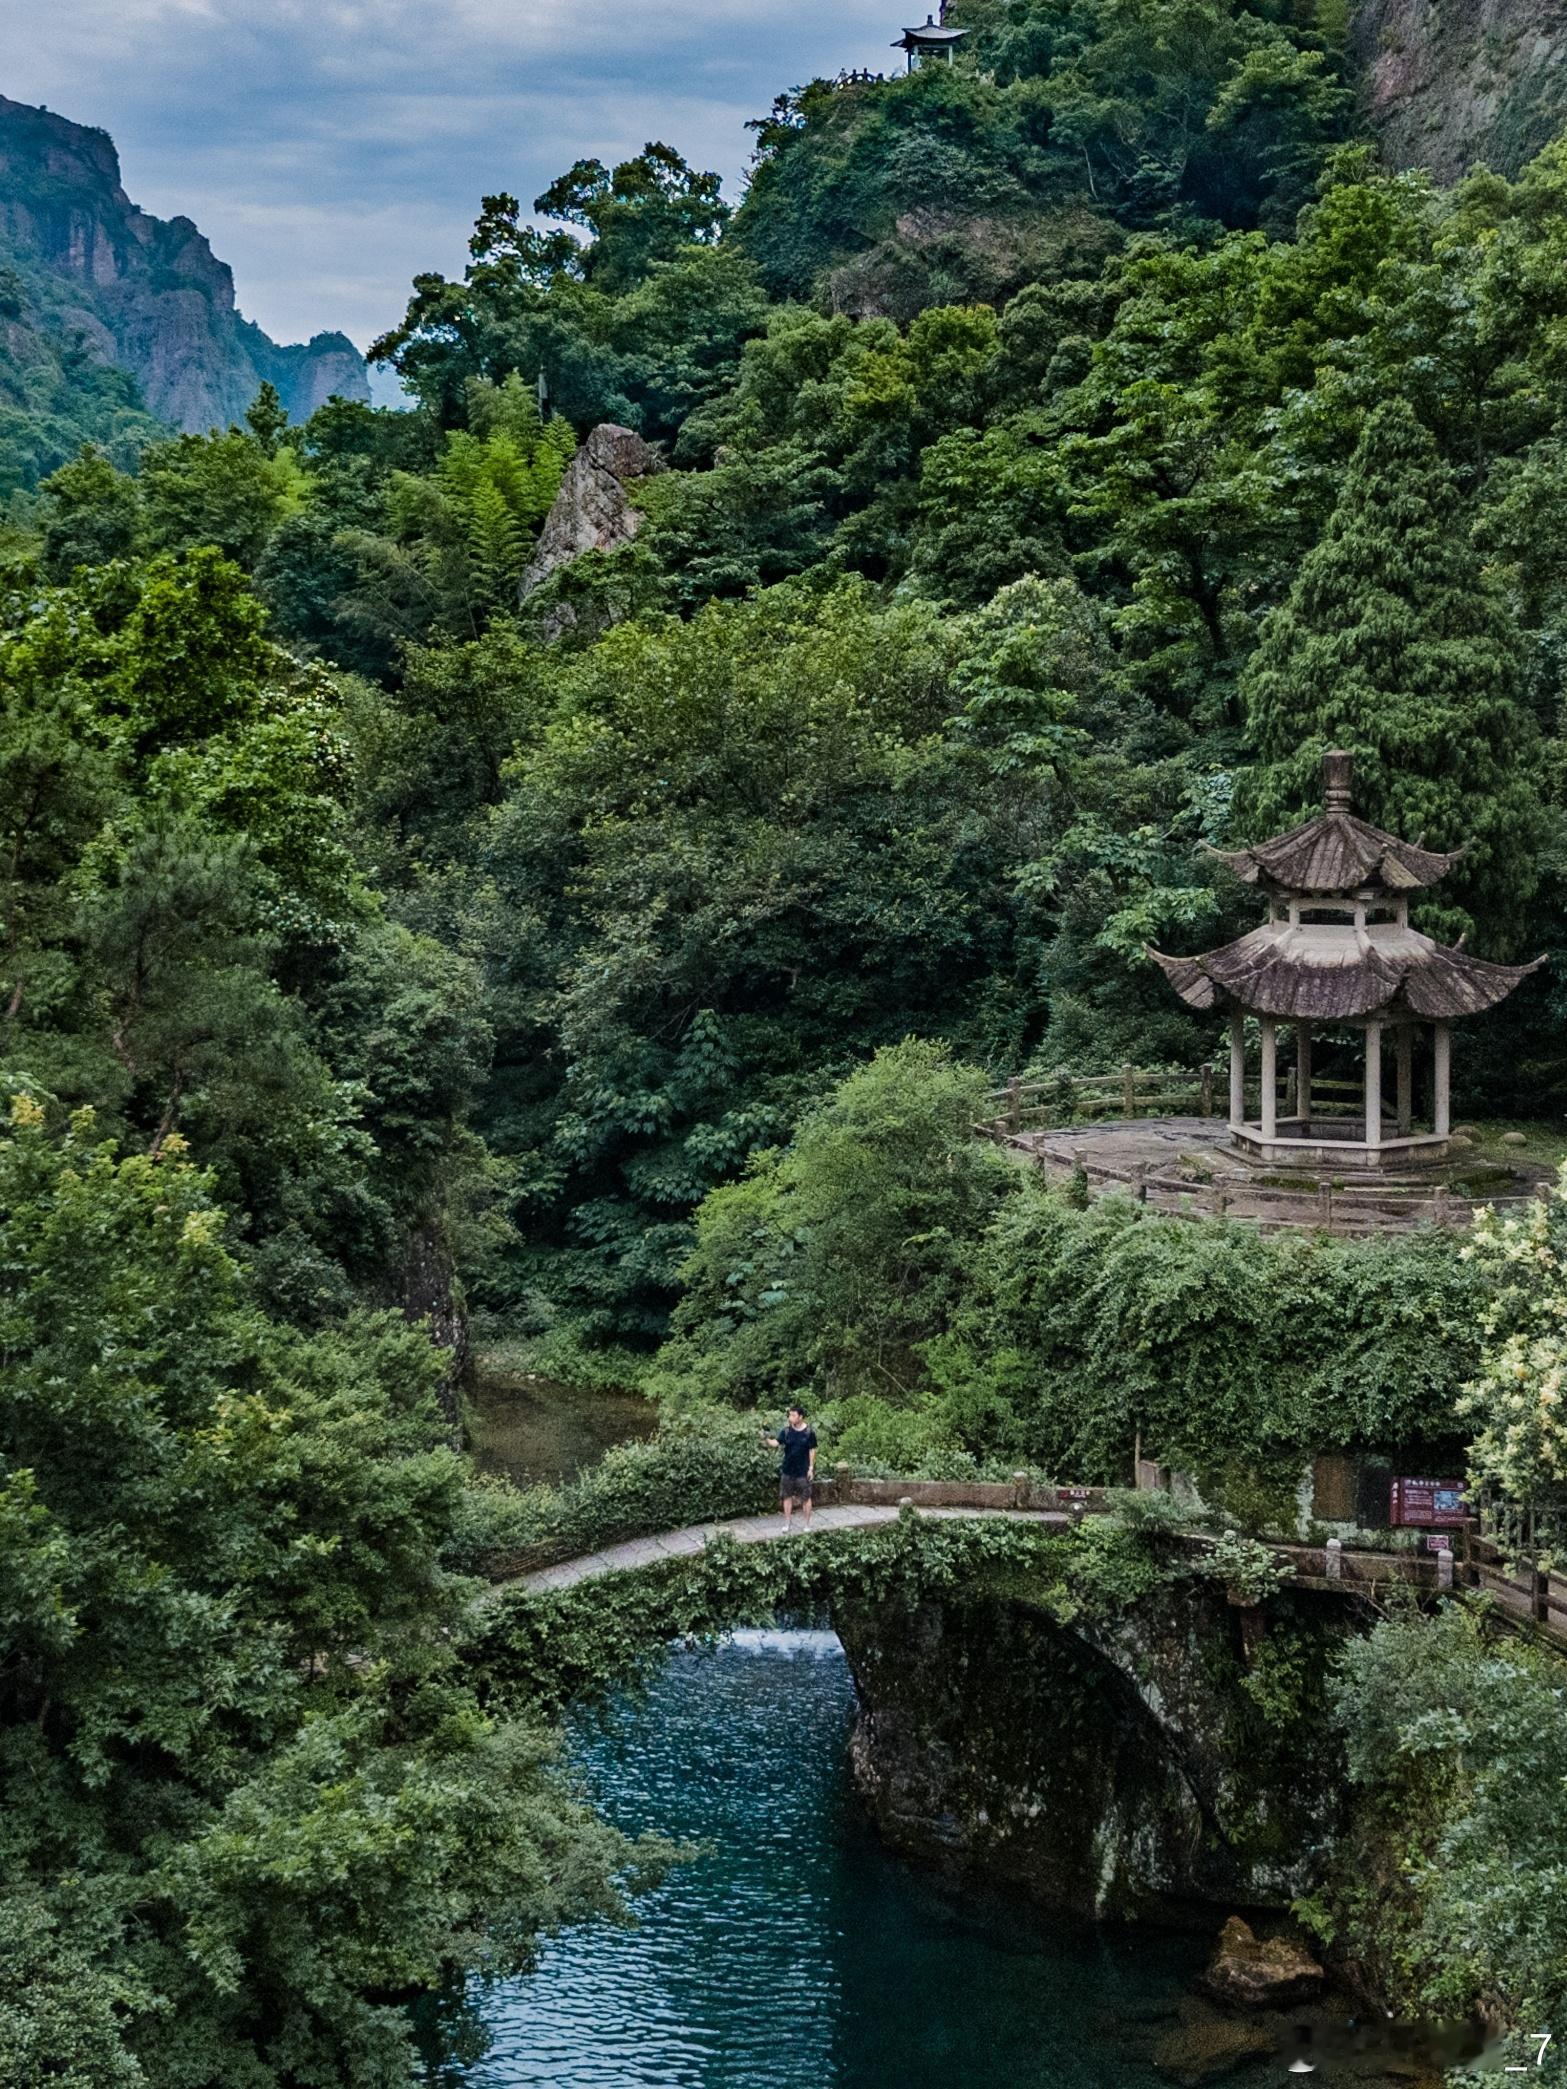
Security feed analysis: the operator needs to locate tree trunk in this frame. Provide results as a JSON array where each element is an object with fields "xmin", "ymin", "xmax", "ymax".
[{"xmin": 400, "ymin": 1218, "xmax": 468, "ymax": 1428}]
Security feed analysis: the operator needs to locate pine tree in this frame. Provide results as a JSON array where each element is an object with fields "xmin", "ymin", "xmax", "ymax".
[{"xmin": 1239, "ymin": 398, "xmax": 1544, "ymax": 948}]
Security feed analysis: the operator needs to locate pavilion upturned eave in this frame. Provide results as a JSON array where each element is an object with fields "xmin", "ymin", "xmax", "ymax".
[{"xmin": 1146, "ymin": 934, "xmax": 1543, "ymax": 1023}]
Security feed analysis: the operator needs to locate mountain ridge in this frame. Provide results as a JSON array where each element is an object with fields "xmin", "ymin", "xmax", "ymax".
[{"xmin": 0, "ymin": 93, "xmax": 368, "ymax": 436}]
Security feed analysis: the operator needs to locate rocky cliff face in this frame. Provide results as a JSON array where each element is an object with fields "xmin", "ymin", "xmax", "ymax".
[
  {"xmin": 0, "ymin": 95, "xmax": 368, "ymax": 432},
  {"xmin": 835, "ymin": 1579, "xmax": 1353, "ymax": 1923},
  {"xmin": 1353, "ymin": 0, "xmax": 1567, "ymax": 180}
]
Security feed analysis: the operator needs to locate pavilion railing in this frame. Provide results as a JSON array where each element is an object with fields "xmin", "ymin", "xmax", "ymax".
[
  {"xmin": 976, "ymin": 1065, "xmax": 1537, "ymax": 1234},
  {"xmin": 981, "ymin": 1063, "xmax": 1222, "ymax": 1136},
  {"xmin": 982, "ymin": 1066, "xmax": 1438, "ymax": 1139}
]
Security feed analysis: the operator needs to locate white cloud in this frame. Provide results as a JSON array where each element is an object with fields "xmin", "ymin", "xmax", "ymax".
[{"xmin": 5, "ymin": 0, "xmax": 901, "ymax": 343}]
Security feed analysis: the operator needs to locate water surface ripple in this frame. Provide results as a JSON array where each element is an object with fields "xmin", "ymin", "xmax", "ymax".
[{"xmin": 463, "ymin": 1627, "xmax": 1221, "ymax": 2089}]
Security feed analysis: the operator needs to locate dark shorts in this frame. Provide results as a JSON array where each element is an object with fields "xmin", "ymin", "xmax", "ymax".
[{"xmin": 780, "ymin": 1474, "xmax": 812, "ymax": 1505}]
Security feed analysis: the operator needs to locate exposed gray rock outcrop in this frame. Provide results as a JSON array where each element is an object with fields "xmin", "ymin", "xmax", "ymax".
[
  {"xmin": 1351, "ymin": 0, "xmax": 1567, "ymax": 180},
  {"xmin": 835, "ymin": 1578, "xmax": 1353, "ymax": 1922},
  {"xmin": 519, "ymin": 422, "xmax": 660, "ymax": 604},
  {"xmin": 1200, "ymin": 1917, "xmax": 1325, "ymax": 2009}
]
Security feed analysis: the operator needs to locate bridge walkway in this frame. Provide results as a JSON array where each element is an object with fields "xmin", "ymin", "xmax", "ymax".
[
  {"xmin": 495, "ymin": 1477, "xmax": 1567, "ymax": 1662},
  {"xmin": 518, "ymin": 1503, "xmax": 1072, "ymax": 1594}
]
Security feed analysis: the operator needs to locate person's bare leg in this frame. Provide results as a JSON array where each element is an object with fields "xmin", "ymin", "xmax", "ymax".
[
  {"xmin": 781, "ymin": 1497, "xmax": 792, "ymax": 1528},
  {"xmin": 801, "ymin": 1493, "xmax": 812, "ymax": 1527}
]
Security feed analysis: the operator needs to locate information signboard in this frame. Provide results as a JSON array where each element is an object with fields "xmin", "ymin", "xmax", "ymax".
[{"xmin": 1390, "ymin": 1477, "xmax": 1468, "ymax": 1528}]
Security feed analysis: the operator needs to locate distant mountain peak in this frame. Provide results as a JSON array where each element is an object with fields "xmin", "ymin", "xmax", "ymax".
[{"xmin": 0, "ymin": 92, "xmax": 369, "ymax": 432}]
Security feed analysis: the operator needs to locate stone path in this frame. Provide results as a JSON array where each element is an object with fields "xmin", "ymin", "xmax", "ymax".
[{"xmin": 513, "ymin": 1503, "xmax": 1071, "ymax": 1595}]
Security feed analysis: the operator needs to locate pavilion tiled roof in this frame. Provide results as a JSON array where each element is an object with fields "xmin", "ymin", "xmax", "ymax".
[
  {"xmin": 1148, "ymin": 747, "xmax": 1542, "ymax": 1025},
  {"xmin": 1208, "ymin": 812, "xmax": 1459, "ymax": 897},
  {"xmin": 895, "ymin": 16, "xmax": 968, "ymax": 40},
  {"xmin": 1148, "ymin": 924, "xmax": 1542, "ymax": 1021}
]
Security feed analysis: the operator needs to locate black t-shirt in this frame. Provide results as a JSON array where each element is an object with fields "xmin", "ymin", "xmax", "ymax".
[{"xmin": 778, "ymin": 1423, "xmax": 817, "ymax": 1479}]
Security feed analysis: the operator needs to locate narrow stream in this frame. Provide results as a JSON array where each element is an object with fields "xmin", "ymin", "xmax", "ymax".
[
  {"xmin": 457, "ymin": 1630, "xmax": 1230, "ymax": 2089},
  {"xmin": 466, "ymin": 1368, "xmax": 655, "ymax": 1488}
]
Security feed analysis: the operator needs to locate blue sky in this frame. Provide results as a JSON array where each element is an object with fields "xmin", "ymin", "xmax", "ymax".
[{"xmin": 7, "ymin": 0, "xmax": 905, "ymax": 358}]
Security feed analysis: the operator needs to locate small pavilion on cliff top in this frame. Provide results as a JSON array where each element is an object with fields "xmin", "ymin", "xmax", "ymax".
[
  {"xmin": 1148, "ymin": 751, "xmax": 1540, "ymax": 1173},
  {"xmin": 893, "ymin": 4, "xmax": 969, "ymax": 68}
]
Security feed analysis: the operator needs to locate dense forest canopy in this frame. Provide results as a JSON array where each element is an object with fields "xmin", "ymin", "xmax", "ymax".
[{"xmin": 6, "ymin": 0, "xmax": 1567, "ymax": 2076}]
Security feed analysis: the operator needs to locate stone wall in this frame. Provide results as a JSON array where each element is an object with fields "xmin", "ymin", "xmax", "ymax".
[{"xmin": 835, "ymin": 1577, "xmax": 1354, "ymax": 1923}]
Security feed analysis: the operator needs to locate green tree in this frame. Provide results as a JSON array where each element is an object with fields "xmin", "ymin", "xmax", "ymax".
[
  {"xmin": 1329, "ymin": 1608, "xmax": 1567, "ymax": 2064},
  {"xmin": 244, "ymin": 377, "xmax": 290, "ymax": 456},
  {"xmin": 339, "ymin": 376, "xmax": 573, "ymax": 641},
  {"xmin": 36, "ymin": 443, "xmax": 142, "ymax": 578},
  {"xmin": 139, "ymin": 426, "xmax": 304, "ymax": 571},
  {"xmin": 536, "ymin": 142, "xmax": 729, "ymax": 296},
  {"xmin": 1240, "ymin": 397, "xmax": 1546, "ymax": 945},
  {"xmin": 473, "ymin": 579, "xmax": 1073, "ymax": 1336},
  {"xmin": 653, "ymin": 1040, "xmax": 1013, "ymax": 1417},
  {"xmin": 0, "ymin": 551, "xmax": 452, "ymax": 1326},
  {"xmin": 0, "ymin": 1100, "xmax": 645, "ymax": 2084}
]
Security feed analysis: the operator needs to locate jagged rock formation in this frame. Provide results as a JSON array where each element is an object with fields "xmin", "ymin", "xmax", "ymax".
[
  {"xmin": 1352, "ymin": 0, "xmax": 1567, "ymax": 180},
  {"xmin": 519, "ymin": 423, "xmax": 660, "ymax": 603},
  {"xmin": 0, "ymin": 94, "xmax": 368, "ymax": 432}
]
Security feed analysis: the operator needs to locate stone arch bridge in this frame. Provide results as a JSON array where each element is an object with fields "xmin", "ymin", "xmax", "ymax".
[{"xmin": 477, "ymin": 1478, "xmax": 1544, "ymax": 1925}]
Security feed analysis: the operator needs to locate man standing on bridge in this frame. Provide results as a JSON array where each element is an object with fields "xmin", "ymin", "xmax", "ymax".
[{"xmin": 766, "ymin": 1405, "xmax": 817, "ymax": 1529}]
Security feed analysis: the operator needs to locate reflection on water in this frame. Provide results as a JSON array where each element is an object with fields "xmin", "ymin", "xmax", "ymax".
[
  {"xmin": 467, "ymin": 1368, "xmax": 655, "ymax": 1488},
  {"xmin": 459, "ymin": 1630, "xmax": 1223, "ymax": 2089}
]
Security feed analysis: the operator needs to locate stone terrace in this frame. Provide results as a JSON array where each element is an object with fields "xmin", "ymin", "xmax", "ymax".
[{"xmin": 997, "ymin": 1115, "xmax": 1548, "ymax": 1234}]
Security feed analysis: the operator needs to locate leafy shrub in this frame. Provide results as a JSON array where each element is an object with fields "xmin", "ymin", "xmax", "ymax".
[
  {"xmin": 452, "ymin": 1415, "xmax": 780, "ymax": 1575},
  {"xmin": 1323, "ymin": 1607, "xmax": 1567, "ymax": 2065},
  {"xmin": 656, "ymin": 1045, "xmax": 1485, "ymax": 1497},
  {"xmin": 651, "ymin": 1039, "xmax": 1014, "ymax": 1410},
  {"xmin": 1459, "ymin": 1164, "xmax": 1567, "ymax": 1515},
  {"xmin": 922, "ymin": 1178, "xmax": 1485, "ymax": 1485}
]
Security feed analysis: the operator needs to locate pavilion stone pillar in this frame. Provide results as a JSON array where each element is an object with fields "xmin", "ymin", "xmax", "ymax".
[
  {"xmin": 1396, "ymin": 1025, "xmax": 1414, "ymax": 1137},
  {"xmin": 1229, "ymin": 1011, "xmax": 1245, "ymax": 1129},
  {"xmin": 1260, "ymin": 1018, "xmax": 1277, "ymax": 1140},
  {"xmin": 1433, "ymin": 1020, "xmax": 1451, "ymax": 1139},
  {"xmin": 1364, "ymin": 1020, "xmax": 1383, "ymax": 1149},
  {"xmin": 1295, "ymin": 1024, "xmax": 1312, "ymax": 1127}
]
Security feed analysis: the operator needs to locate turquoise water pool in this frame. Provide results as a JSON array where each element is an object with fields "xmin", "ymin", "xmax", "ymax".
[{"xmin": 457, "ymin": 1628, "xmax": 1231, "ymax": 2089}]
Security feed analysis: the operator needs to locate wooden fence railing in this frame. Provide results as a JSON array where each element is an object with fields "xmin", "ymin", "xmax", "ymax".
[
  {"xmin": 1008, "ymin": 1147, "xmax": 1530, "ymax": 1233},
  {"xmin": 812, "ymin": 1476, "xmax": 1567, "ymax": 1657},
  {"xmin": 983, "ymin": 1063, "xmax": 1218, "ymax": 1137}
]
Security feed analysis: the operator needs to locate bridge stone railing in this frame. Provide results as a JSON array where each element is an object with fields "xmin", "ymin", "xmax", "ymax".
[{"xmin": 811, "ymin": 1469, "xmax": 1110, "ymax": 1516}]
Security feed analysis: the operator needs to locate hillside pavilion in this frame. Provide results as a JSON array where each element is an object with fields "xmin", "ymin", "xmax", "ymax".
[
  {"xmin": 894, "ymin": 7, "xmax": 969, "ymax": 67},
  {"xmin": 1149, "ymin": 751, "xmax": 1540, "ymax": 1172}
]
